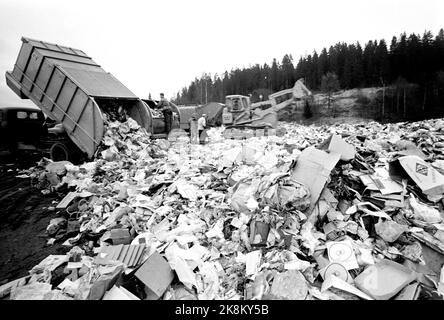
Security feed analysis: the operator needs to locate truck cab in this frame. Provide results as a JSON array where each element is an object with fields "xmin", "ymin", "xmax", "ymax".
[
  {"xmin": 0, "ymin": 106, "xmax": 47, "ymax": 153},
  {"xmin": 222, "ymin": 95, "xmax": 251, "ymax": 125}
]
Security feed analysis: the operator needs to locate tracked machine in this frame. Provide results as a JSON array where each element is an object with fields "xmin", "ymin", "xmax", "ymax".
[{"xmin": 221, "ymin": 79, "xmax": 312, "ymax": 139}]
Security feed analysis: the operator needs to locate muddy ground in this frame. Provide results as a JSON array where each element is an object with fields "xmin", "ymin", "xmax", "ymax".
[{"xmin": 0, "ymin": 152, "xmax": 68, "ymax": 285}]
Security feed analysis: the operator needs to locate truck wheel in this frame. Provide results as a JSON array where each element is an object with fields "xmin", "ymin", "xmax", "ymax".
[
  {"xmin": 50, "ymin": 142, "xmax": 70, "ymax": 162},
  {"xmin": 7, "ymin": 141, "xmax": 18, "ymax": 157}
]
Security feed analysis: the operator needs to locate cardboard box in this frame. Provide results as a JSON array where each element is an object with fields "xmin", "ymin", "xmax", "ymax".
[
  {"xmin": 319, "ymin": 134, "xmax": 356, "ymax": 161},
  {"xmin": 389, "ymin": 155, "xmax": 444, "ymax": 196},
  {"xmin": 354, "ymin": 259, "xmax": 416, "ymax": 300},
  {"xmin": 87, "ymin": 265, "xmax": 123, "ymax": 300},
  {"xmin": 291, "ymin": 147, "xmax": 341, "ymax": 215},
  {"xmin": 360, "ymin": 167, "xmax": 403, "ymax": 195},
  {"xmin": 134, "ymin": 251, "xmax": 174, "ymax": 299},
  {"xmin": 95, "ymin": 244, "xmax": 145, "ymax": 268},
  {"xmin": 109, "ymin": 228, "xmax": 132, "ymax": 245}
]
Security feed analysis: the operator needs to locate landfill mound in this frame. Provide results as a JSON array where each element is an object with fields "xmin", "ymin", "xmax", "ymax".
[{"xmin": 1, "ymin": 117, "xmax": 444, "ymax": 300}]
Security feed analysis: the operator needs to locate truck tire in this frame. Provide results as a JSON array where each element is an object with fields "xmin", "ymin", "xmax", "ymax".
[{"xmin": 50, "ymin": 142, "xmax": 71, "ymax": 162}]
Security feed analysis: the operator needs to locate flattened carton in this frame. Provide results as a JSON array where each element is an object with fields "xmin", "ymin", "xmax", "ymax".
[
  {"xmin": 389, "ymin": 155, "xmax": 444, "ymax": 196},
  {"xmin": 318, "ymin": 134, "xmax": 356, "ymax": 161},
  {"xmin": 134, "ymin": 251, "xmax": 174, "ymax": 299},
  {"xmin": 291, "ymin": 147, "xmax": 341, "ymax": 214}
]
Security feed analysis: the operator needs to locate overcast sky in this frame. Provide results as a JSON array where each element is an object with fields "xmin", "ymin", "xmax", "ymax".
[{"xmin": 0, "ymin": 0, "xmax": 442, "ymax": 107}]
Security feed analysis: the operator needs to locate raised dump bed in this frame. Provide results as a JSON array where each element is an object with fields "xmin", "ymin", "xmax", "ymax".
[{"xmin": 5, "ymin": 37, "xmax": 151, "ymax": 159}]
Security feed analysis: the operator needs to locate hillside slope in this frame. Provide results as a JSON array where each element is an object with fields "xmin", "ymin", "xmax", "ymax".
[{"xmin": 278, "ymin": 87, "xmax": 383, "ymax": 125}]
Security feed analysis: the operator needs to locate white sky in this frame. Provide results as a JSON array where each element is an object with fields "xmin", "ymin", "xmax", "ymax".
[{"xmin": 0, "ymin": 0, "xmax": 442, "ymax": 107}]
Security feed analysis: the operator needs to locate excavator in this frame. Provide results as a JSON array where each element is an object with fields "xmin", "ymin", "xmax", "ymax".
[{"xmin": 221, "ymin": 79, "xmax": 312, "ymax": 138}]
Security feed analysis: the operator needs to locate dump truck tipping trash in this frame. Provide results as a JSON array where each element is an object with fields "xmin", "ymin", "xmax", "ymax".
[{"xmin": 5, "ymin": 37, "xmax": 169, "ymax": 160}]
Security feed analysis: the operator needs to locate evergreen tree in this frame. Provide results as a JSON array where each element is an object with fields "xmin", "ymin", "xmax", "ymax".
[
  {"xmin": 318, "ymin": 48, "xmax": 329, "ymax": 86},
  {"xmin": 270, "ymin": 58, "xmax": 279, "ymax": 91},
  {"xmin": 281, "ymin": 54, "xmax": 295, "ymax": 88},
  {"xmin": 321, "ymin": 72, "xmax": 340, "ymax": 112}
]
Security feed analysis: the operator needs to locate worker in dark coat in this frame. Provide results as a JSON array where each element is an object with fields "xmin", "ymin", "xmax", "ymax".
[{"xmin": 159, "ymin": 93, "xmax": 173, "ymax": 134}]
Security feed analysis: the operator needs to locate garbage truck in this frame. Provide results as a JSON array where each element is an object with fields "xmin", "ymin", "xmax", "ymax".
[{"xmin": 5, "ymin": 37, "xmax": 178, "ymax": 161}]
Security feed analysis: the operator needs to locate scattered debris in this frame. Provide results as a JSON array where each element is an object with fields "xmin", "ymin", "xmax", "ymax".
[
  {"xmin": 269, "ymin": 270, "xmax": 308, "ymax": 300},
  {"xmin": 6, "ymin": 118, "xmax": 444, "ymax": 300}
]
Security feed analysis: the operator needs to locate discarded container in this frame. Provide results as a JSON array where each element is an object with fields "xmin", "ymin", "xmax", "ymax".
[
  {"xmin": 354, "ymin": 259, "xmax": 416, "ymax": 300},
  {"xmin": 389, "ymin": 155, "xmax": 444, "ymax": 196},
  {"xmin": 107, "ymin": 228, "xmax": 132, "ymax": 245},
  {"xmin": 95, "ymin": 244, "xmax": 145, "ymax": 268},
  {"xmin": 134, "ymin": 251, "xmax": 174, "ymax": 299}
]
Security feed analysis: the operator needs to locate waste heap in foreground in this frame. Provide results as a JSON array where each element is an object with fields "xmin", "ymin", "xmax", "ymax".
[{"xmin": 2, "ymin": 118, "xmax": 444, "ymax": 300}]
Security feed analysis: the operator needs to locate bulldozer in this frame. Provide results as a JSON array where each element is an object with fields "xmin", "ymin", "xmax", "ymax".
[{"xmin": 221, "ymin": 79, "xmax": 312, "ymax": 138}]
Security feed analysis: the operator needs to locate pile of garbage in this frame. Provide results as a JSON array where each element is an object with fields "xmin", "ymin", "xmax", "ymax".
[{"xmin": 2, "ymin": 117, "xmax": 444, "ymax": 300}]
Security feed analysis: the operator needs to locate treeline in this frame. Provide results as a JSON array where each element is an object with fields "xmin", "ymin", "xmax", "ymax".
[
  {"xmin": 174, "ymin": 29, "xmax": 444, "ymax": 116},
  {"xmin": 174, "ymin": 55, "xmax": 298, "ymax": 105},
  {"xmin": 297, "ymin": 29, "xmax": 444, "ymax": 91}
]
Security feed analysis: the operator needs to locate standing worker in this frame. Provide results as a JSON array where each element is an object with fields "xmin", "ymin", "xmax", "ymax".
[
  {"xmin": 158, "ymin": 93, "xmax": 173, "ymax": 135},
  {"xmin": 198, "ymin": 114, "xmax": 208, "ymax": 144},
  {"xmin": 189, "ymin": 113, "xmax": 199, "ymax": 144},
  {"xmin": 198, "ymin": 114, "xmax": 206, "ymax": 137}
]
